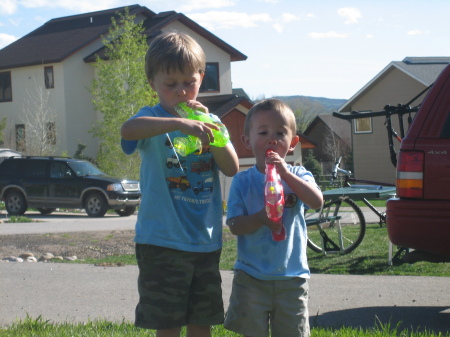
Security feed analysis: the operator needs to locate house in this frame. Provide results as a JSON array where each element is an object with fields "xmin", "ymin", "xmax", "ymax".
[
  {"xmin": 338, "ymin": 57, "xmax": 450, "ymax": 184},
  {"xmin": 302, "ymin": 114, "xmax": 351, "ymax": 174},
  {"xmin": 0, "ymin": 4, "xmax": 251, "ymax": 159}
]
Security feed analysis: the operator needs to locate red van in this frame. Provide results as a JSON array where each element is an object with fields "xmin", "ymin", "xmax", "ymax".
[{"xmin": 386, "ymin": 64, "xmax": 450, "ymax": 257}]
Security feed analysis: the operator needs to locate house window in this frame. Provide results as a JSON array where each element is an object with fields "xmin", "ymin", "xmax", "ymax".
[
  {"xmin": 46, "ymin": 122, "xmax": 56, "ymax": 145},
  {"xmin": 16, "ymin": 124, "xmax": 26, "ymax": 152},
  {"xmin": 354, "ymin": 117, "xmax": 372, "ymax": 133},
  {"xmin": 44, "ymin": 66, "xmax": 54, "ymax": 89},
  {"xmin": 0, "ymin": 71, "xmax": 12, "ymax": 102},
  {"xmin": 200, "ymin": 63, "xmax": 219, "ymax": 92}
]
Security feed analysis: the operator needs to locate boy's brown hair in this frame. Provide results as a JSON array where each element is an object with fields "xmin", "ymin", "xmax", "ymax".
[
  {"xmin": 244, "ymin": 98, "xmax": 297, "ymax": 136},
  {"xmin": 145, "ymin": 32, "xmax": 206, "ymax": 81}
]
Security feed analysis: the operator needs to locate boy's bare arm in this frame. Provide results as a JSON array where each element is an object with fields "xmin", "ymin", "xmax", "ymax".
[
  {"xmin": 121, "ymin": 116, "xmax": 216, "ymax": 143},
  {"xmin": 227, "ymin": 209, "xmax": 282, "ymax": 236},
  {"xmin": 210, "ymin": 144, "xmax": 239, "ymax": 177},
  {"xmin": 266, "ymin": 151, "xmax": 323, "ymax": 210},
  {"xmin": 280, "ymin": 170, "xmax": 323, "ymax": 210}
]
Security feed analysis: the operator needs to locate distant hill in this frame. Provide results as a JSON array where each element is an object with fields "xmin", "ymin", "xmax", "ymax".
[{"xmin": 272, "ymin": 95, "xmax": 347, "ymax": 115}]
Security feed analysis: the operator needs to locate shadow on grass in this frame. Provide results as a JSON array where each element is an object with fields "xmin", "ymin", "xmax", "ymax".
[
  {"xmin": 309, "ymin": 255, "xmax": 390, "ymax": 275},
  {"xmin": 310, "ymin": 305, "xmax": 450, "ymax": 335}
]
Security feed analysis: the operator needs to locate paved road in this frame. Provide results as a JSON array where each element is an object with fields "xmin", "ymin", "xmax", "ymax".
[
  {"xmin": 0, "ymin": 263, "xmax": 448, "ymax": 333},
  {"xmin": 0, "ymin": 211, "xmax": 136, "ymax": 235}
]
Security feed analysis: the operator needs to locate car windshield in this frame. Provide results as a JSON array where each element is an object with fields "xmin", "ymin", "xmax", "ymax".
[{"xmin": 68, "ymin": 161, "xmax": 105, "ymax": 177}]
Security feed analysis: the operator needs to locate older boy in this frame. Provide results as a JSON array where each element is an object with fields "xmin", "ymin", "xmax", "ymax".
[{"xmin": 121, "ymin": 32, "xmax": 238, "ymax": 337}]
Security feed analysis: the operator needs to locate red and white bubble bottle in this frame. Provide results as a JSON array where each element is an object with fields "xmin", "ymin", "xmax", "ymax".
[{"xmin": 264, "ymin": 150, "xmax": 286, "ymax": 241}]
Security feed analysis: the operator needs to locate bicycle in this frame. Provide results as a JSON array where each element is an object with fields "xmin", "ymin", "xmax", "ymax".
[{"xmin": 305, "ymin": 157, "xmax": 396, "ymax": 255}]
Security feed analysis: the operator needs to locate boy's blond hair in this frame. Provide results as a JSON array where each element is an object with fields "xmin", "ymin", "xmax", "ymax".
[
  {"xmin": 145, "ymin": 32, "xmax": 206, "ymax": 81},
  {"xmin": 244, "ymin": 98, "xmax": 297, "ymax": 136}
]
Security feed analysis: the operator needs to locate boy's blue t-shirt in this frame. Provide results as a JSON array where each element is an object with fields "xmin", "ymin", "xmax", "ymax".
[
  {"xmin": 227, "ymin": 165, "xmax": 318, "ymax": 280},
  {"xmin": 122, "ymin": 104, "xmax": 223, "ymax": 253}
]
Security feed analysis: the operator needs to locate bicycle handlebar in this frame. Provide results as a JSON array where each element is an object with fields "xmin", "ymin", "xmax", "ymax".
[{"xmin": 331, "ymin": 157, "xmax": 351, "ymax": 184}]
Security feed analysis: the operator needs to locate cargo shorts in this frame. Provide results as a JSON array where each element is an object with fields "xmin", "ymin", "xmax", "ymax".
[{"xmin": 134, "ymin": 243, "xmax": 224, "ymax": 330}]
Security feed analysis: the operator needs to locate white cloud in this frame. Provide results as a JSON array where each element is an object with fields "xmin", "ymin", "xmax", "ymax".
[
  {"xmin": 178, "ymin": 0, "xmax": 235, "ymax": 12},
  {"xmin": 20, "ymin": 0, "xmax": 120, "ymax": 13},
  {"xmin": 338, "ymin": 7, "xmax": 361, "ymax": 24},
  {"xmin": 0, "ymin": 0, "xmax": 18, "ymax": 15},
  {"xmin": 187, "ymin": 11, "xmax": 272, "ymax": 30},
  {"xmin": 308, "ymin": 31, "xmax": 349, "ymax": 39},
  {"xmin": 407, "ymin": 29, "xmax": 429, "ymax": 36},
  {"xmin": 281, "ymin": 13, "xmax": 298, "ymax": 23},
  {"xmin": 0, "ymin": 33, "xmax": 18, "ymax": 48},
  {"xmin": 273, "ymin": 23, "xmax": 283, "ymax": 33}
]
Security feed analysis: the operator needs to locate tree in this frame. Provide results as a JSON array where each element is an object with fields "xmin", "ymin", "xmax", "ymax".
[
  {"xmin": 0, "ymin": 117, "xmax": 6, "ymax": 147},
  {"xmin": 303, "ymin": 149, "xmax": 322, "ymax": 179},
  {"xmin": 90, "ymin": 8, "xmax": 157, "ymax": 179},
  {"xmin": 321, "ymin": 121, "xmax": 351, "ymax": 173},
  {"xmin": 20, "ymin": 79, "xmax": 58, "ymax": 155},
  {"xmin": 293, "ymin": 108, "xmax": 316, "ymax": 133}
]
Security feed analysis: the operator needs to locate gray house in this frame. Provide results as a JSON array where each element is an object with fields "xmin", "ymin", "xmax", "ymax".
[{"xmin": 338, "ymin": 57, "xmax": 450, "ymax": 184}]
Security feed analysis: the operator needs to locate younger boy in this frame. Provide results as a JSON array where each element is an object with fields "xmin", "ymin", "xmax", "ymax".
[
  {"xmin": 121, "ymin": 32, "xmax": 239, "ymax": 337},
  {"xmin": 224, "ymin": 99, "xmax": 323, "ymax": 337}
]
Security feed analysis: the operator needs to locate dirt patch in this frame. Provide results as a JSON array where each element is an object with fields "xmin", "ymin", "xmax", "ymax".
[{"xmin": 0, "ymin": 230, "xmax": 136, "ymax": 261}]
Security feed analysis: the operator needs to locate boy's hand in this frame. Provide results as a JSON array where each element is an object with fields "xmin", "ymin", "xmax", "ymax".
[
  {"xmin": 177, "ymin": 100, "xmax": 217, "ymax": 147},
  {"xmin": 257, "ymin": 208, "xmax": 283, "ymax": 233},
  {"xmin": 265, "ymin": 151, "xmax": 289, "ymax": 176},
  {"xmin": 184, "ymin": 100, "xmax": 209, "ymax": 114}
]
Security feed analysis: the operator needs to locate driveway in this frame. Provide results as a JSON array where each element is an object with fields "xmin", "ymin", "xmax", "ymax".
[
  {"xmin": 0, "ymin": 263, "xmax": 448, "ymax": 334},
  {"xmin": 0, "ymin": 211, "xmax": 136, "ymax": 235}
]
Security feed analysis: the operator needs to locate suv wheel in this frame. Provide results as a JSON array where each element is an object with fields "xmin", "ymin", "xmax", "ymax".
[
  {"xmin": 115, "ymin": 206, "xmax": 136, "ymax": 217},
  {"xmin": 84, "ymin": 192, "xmax": 108, "ymax": 217},
  {"xmin": 37, "ymin": 208, "xmax": 56, "ymax": 215},
  {"xmin": 5, "ymin": 190, "xmax": 27, "ymax": 215}
]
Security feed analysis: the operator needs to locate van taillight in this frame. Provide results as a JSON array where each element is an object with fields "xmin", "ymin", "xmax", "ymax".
[{"xmin": 396, "ymin": 151, "xmax": 424, "ymax": 198}]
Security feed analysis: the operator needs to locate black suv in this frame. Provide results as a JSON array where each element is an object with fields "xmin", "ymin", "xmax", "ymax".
[{"xmin": 0, "ymin": 156, "xmax": 141, "ymax": 217}]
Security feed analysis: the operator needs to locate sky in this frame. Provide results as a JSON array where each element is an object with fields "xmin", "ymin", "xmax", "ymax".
[{"xmin": 1, "ymin": 0, "xmax": 450, "ymax": 100}]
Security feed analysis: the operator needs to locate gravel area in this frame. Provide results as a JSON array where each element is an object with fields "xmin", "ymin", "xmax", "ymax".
[{"xmin": 0, "ymin": 230, "xmax": 136, "ymax": 261}]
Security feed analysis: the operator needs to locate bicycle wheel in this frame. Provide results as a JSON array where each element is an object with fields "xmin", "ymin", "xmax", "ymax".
[{"xmin": 305, "ymin": 197, "xmax": 366, "ymax": 254}]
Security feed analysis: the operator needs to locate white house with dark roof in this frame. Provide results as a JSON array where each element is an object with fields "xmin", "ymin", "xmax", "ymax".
[
  {"xmin": 0, "ymin": 4, "xmax": 251, "ymax": 159},
  {"xmin": 337, "ymin": 57, "xmax": 450, "ymax": 184}
]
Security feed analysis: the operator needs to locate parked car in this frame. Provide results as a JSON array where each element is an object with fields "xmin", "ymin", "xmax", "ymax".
[
  {"xmin": 0, "ymin": 156, "xmax": 141, "ymax": 217},
  {"xmin": 386, "ymin": 64, "xmax": 450, "ymax": 257},
  {"xmin": 0, "ymin": 148, "xmax": 21, "ymax": 165}
]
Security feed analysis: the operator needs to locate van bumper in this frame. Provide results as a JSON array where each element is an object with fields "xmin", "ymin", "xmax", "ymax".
[{"xmin": 386, "ymin": 198, "xmax": 450, "ymax": 256}]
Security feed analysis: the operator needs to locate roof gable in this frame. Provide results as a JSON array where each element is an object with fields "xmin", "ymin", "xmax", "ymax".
[
  {"xmin": 339, "ymin": 57, "xmax": 450, "ymax": 112},
  {"xmin": 304, "ymin": 114, "xmax": 351, "ymax": 147},
  {"xmin": 0, "ymin": 5, "xmax": 153, "ymax": 70},
  {"xmin": 0, "ymin": 4, "xmax": 246, "ymax": 70}
]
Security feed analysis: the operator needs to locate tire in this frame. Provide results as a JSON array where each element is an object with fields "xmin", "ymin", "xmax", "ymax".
[
  {"xmin": 115, "ymin": 206, "xmax": 136, "ymax": 217},
  {"xmin": 305, "ymin": 198, "xmax": 366, "ymax": 254},
  {"xmin": 37, "ymin": 208, "xmax": 56, "ymax": 215},
  {"xmin": 4, "ymin": 190, "xmax": 27, "ymax": 216},
  {"xmin": 84, "ymin": 192, "xmax": 108, "ymax": 217}
]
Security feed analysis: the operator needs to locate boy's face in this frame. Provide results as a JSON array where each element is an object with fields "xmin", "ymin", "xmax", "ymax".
[
  {"xmin": 148, "ymin": 70, "xmax": 203, "ymax": 115},
  {"xmin": 242, "ymin": 109, "xmax": 299, "ymax": 172}
]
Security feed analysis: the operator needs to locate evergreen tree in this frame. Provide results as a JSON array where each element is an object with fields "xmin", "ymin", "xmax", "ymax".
[
  {"xmin": 90, "ymin": 8, "xmax": 157, "ymax": 179},
  {"xmin": 303, "ymin": 149, "xmax": 322, "ymax": 179}
]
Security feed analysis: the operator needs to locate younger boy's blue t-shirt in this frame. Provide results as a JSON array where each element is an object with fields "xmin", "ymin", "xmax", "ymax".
[
  {"xmin": 122, "ymin": 104, "xmax": 223, "ymax": 253},
  {"xmin": 227, "ymin": 165, "xmax": 318, "ymax": 280}
]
